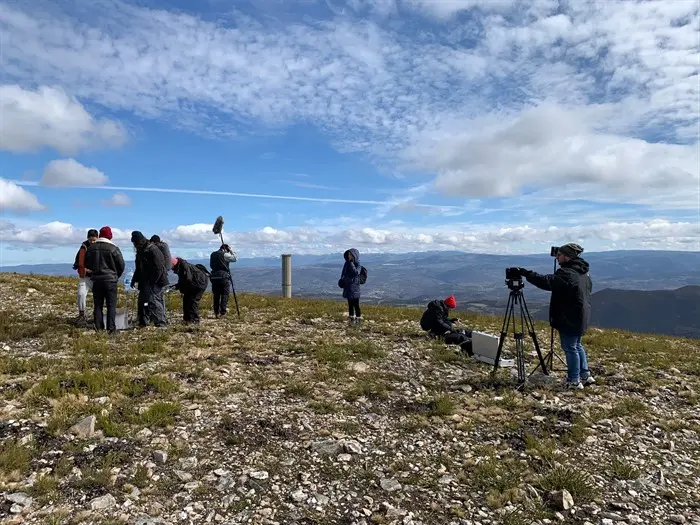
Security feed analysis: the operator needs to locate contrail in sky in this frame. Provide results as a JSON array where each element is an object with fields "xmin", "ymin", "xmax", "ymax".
[{"xmin": 13, "ymin": 180, "xmax": 463, "ymax": 210}]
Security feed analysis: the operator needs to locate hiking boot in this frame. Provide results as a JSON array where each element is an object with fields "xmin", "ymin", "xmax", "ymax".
[
  {"xmin": 355, "ymin": 317, "xmax": 363, "ymax": 325},
  {"xmin": 565, "ymin": 380, "xmax": 584, "ymax": 390},
  {"xmin": 348, "ymin": 316, "xmax": 355, "ymax": 325},
  {"xmin": 582, "ymin": 375, "xmax": 596, "ymax": 386}
]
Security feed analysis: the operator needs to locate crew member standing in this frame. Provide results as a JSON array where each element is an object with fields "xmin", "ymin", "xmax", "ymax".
[
  {"xmin": 209, "ymin": 244, "xmax": 237, "ymax": 318},
  {"xmin": 85, "ymin": 226, "xmax": 125, "ymax": 333},
  {"xmin": 130, "ymin": 231, "xmax": 169, "ymax": 327},
  {"xmin": 74, "ymin": 229, "xmax": 98, "ymax": 324}
]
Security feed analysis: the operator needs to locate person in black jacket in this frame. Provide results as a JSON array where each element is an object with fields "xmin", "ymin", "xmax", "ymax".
[
  {"xmin": 172, "ymin": 257, "xmax": 209, "ymax": 324},
  {"xmin": 85, "ymin": 226, "xmax": 125, "ymax": 333},
  {"xmin": 209, "ymin": 244, "xmax": 237, "ymax": 318},
  {"xmin": 518, "ymin": 243, "xmax": 594, "ymax": 389},
  {"xmin": 130, "ymin": 231, "xmax": 168, "ymax": 328},
  {"xmin": 420, "ymin": 295, "xmax": 473, "ymax": 356},
  {"xmin": 150, "ymin": 235, "xmax": 172, "ymax": 316}
]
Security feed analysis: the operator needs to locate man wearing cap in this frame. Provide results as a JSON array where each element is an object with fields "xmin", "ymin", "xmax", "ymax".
[
  {"xmin": 85, "ymin": 226, "xmax": 125, "ymax": 333},
  {"xmin": 420, "ymin": 295, "xmax": 474, "ymax": 356},
  {"xmin": 518, "ymin": 243, "xmax": 594, "ymax": 390},
  {"xmin": 130, "ymin": 231, "xmax": 169, "ymax": 328},
  {"xmin": 73, "ymin": 228, "xmax": 99, "ymax": 324}
]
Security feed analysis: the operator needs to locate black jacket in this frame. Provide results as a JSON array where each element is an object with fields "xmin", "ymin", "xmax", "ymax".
[
  {"xmin": 524, "ymin": 257, "xmax": 592, "ymax": 336},
  {"xmin": 174, "ymin": 259, "xmax": 209, "ymax": 294},
  {"xmin": 209, "ymin": 250, "xmax": 231, "ymax": 282},
  {"xmin": 85, "ymin": 239, "xmax": 125, "ymax": 283},
  {"xmin": 133, "ymin": 243, "xmax": 168, "ymax": 288},
  {"xmin": 420, "ymin": 300, "xmax": 456, "ymax": 334}
]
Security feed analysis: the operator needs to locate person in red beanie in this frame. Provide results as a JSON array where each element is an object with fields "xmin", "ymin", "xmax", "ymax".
[
  {"xmin": 85, "ymin": 225, "xmax": 124, "ymax": 333},
  {"xmin": 419, "ymin": 295, "xmax": 473, "ymax": 356}
]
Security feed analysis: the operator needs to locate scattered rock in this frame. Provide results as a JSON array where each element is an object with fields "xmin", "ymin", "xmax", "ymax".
[
  {"xmin": 547, "ymin": 489, "xmax": 574, "ymax": 510},
  {"xmin": 250, "ymin": 470, "xmax": 269, "ymax": 480},
  {"xmin": 90, "ymin": 494, "xmax": 117, "ymax": 510},
  {"xmin": 380, "ymin": 478, "xmax": 402, "ymax": 492},
  {"xmin": 68, "ymin": 415, "xmax": 96, "ymax": 439},
  {"xmin": 669, "ymin": 516, "xmax": 687, "ymax": 524},
  {"xmin": 153, "ymin": 450, "xmax": 168, "ymax": 464},
  {"xmin": 310, "ymin": 439, "xmax": 342, "ymax": 456},
  {"xmin": 290, "ymin": 489, "xmax": 307, "ymax": 502}
]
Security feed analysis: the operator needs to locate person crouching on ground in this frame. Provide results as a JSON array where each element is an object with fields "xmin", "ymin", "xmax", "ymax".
[
  {"xmin": 210, "ymin": 244, "xmax": 237, "ymax": 318},
  {"xmin": 130, "ymin": 231, "xmax": 169, "ymax": 328},
  {"xmin": 339, "ymin": 248, "xmax": 362, "ymax": 324},
  {"xmin": 84, "ymin": 226, "xmax": 125, "ymax": 334},
  {"xmin": 74, "ymin": 228, "xmax": 98, "ymax": 325},
  {"xmin": 517, "ymin": 243, "xmax": 594, "ymax": 390},
  {"xmin": 171, "ymin": 257, "xmax": 209, "ymax": 324},
  {"xmin": 420, "ymin": 295, "xmax": 474, "ymax": 356}
]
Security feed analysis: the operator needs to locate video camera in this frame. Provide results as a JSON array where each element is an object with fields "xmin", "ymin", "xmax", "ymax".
[
  {"xmin": 505, "ymin": 267, "xmax": 523, "ymax": 281},
  {"xmin": 550, "ymin": 246, "xmax": 559, "ymax": 257}
]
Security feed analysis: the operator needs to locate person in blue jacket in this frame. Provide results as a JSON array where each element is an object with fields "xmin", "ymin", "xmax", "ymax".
[{"xmin": 339, "ymin": 248, "xmax": 363, "ymax": 324}]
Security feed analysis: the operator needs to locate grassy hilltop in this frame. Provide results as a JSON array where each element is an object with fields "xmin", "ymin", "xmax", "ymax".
[{"xmin": 1, "ymin": 274, "xmax": 699, "ymax": 525}]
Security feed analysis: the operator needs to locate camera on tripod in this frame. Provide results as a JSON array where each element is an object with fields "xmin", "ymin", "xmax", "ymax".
[
  {"xmin": 550, "ymin": 246, "xmax": 559, "ymax": 257},
  {"xmin": 505, "ymin": 267, "xmax": 523, "ymax": 281}
]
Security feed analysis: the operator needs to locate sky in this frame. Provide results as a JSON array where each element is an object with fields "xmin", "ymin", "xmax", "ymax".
[{"xmin": 0, "ymin": 0, "xmax": 699, "ymax": 265}]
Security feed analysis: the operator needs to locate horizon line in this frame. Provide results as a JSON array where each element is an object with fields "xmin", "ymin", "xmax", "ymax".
[{"xmin": 0, "ymin": 247, "xmax": 695, "ymax": 269}]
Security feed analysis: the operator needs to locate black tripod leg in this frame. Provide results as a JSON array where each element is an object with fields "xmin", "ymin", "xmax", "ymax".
[
  {"xmin": 521, "ymin": 294, "xmax": 548, "ymax": 376},
  {"xmin": 493, "ymin": 292, "xmax": 514, "ymax": 375},
  {"xmin": 229, "ymin": 274, "xmax": 240, "ymax": 317}
]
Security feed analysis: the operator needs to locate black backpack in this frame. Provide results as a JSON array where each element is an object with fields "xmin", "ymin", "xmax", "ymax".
[{"xmin": 359, "ymin": 266, "xmax": 368, "ymax": 285}]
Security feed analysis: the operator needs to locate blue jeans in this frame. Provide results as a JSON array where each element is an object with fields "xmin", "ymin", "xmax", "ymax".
[{"xmin": 559, "ymin": 333, "xmax": 590, "ymax": 383}]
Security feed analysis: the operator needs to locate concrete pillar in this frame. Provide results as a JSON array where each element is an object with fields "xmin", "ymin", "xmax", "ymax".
[{"xmin": 282, "ymin": 254, "xmax": 292, "ymax": 298}]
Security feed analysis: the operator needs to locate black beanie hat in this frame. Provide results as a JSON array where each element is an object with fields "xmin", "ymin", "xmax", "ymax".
[
  {"xmin": 131, "ymin": 231, "xmax": 147, "ymax": 244},
  {"xmin": 150, "ymin": 235, "xmax": 161, "ymax": 243}
]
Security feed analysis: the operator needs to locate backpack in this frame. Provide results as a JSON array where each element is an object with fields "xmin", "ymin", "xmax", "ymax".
[
  {"xmin": 359, "ymin": 266, "xmax": 368, "ymax": 285},
  {"xmin": 192, "ymin": 264, "xmax": 210, "ymax": 290},
  {"xmin": 155, "ymin": 241, "xmax": 172, "ymax": 270}
]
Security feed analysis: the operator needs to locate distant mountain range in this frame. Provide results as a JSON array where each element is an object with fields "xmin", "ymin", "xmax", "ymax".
[{"xmin": 3, "ymin": 250, "xmax": 699, "ymax": 338}]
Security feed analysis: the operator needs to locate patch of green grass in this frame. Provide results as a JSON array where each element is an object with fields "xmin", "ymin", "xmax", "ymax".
[
  {"xmin": 610, "ymin": 456, "xmax": 640, "ymax": 480},
  {"xmin": 429, "ymin": 394, "xmax": 456, "ymax": 416},
  {"xmin": 308, "ymin": 399, "xmax": 339, "ymax": 414},
  {"xmin": 0, "ymin": 312, "xmax": 54, "ymax": 341},
  {"xmin": 0, "ymin": 356, "xmax": 57, "ymax": 376},
  {"xmin": 284, "ymin": 380, "xmax": 313, "ymax": 398},
  {"xmin": 0, "ymin": 440, "xmax": 34, "ymax": 476},
  {"xmin": 138, "ymin": 402, "xmax": 181, "ymax": 427},
  {"xmin": 28, "ymin": 475, "xmax": 60, "ymax": 502},
  {"xmin": 524, "ymin": 433, "xmax": 557, "ymax": 462},
  {"xmin": 344, "ymin": 375, "xmax": 389, "ymax": 402},
  {"xmin": 131, "ymin": 465, "xmax": 150, "ymax": 488},
  {"xmin": 37, "ymin": 371, "xmax": 176, "ymax": 399},
  {"xmin": 536, "ymin": 465, "xmax": 596, "ymax": 503},
  {"xmin": 467, "ymin": 457, "xmax": 526, "ymax": 494},
  {"xmin": 607, "ymin": 397, "xmax": 649, "ymax": 418}
]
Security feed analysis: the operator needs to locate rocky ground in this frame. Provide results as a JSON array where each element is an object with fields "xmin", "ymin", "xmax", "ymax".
[{"xmin": 1, "ymin": 273, "xmax": 699, "ymax": 525}]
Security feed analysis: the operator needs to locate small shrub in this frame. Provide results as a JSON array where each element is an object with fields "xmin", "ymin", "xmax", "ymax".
[
  {"xmin": 610, "ymin": 456, "xmax": 640, "ymax": 480},
  {"xmin": 138, "ymin": 402, "xmax": 180, "ymax": 428},
  {"xmin": 429, "ymin": 394, "xmax": 456, "ymax": 416},
  {"xmin": 0, "ymin": 440, "xmax": 33, "ymax": 475},
  {"xmin": 537, "ymin": 465, "xmax": 596, "ymax": 503}
]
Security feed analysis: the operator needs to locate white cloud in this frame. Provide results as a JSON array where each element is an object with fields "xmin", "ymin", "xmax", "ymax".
[
  {"xmin": 6, "ymin": 217, "xmax": 695, "ymax": 255},
  {"xmin": 0, "ymin": 178, "xmax": 46, "ymax": 213},
  {"xmin": 41, "ymin": 159, "xmax": 108, "ymax": 187},
  {"xmin": 405, "ymin": 104, "xmax": 700, "ymax": 204},
  {"xmin": 1, "ymin": 0, "xmax": 697, "ymax": 210},
  {"xmin": 0, "ymin": 84, "xmax": 126, "ymax": 155},
  {"xmin": 102, "ymin": 193, "xmax": 131, "ymax": 207},
  {"xmin": 0, "ymin": 220, "xmax": 130, "ymax": 247}
]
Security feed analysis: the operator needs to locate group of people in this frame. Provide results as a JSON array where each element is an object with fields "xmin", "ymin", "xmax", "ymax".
[
  {"xmin": 74, "ymin": 226, "xmax": 237, "ymax": 333},
  {"xmin": 75, "ymin": 233, "xmax": 593, "ymax": 390}
]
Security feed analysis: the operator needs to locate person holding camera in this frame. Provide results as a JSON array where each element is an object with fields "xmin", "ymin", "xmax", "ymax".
[{"xmin": 518, "ymin": 243, "xmax": 594, "ymax": 390}]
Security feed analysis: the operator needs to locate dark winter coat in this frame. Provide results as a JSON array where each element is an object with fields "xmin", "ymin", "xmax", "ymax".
[
  {"xmin": 209, "ymin": 250, "xmax": 231, "ymax": 282},
  {"xmin": 85, "ymin": 239, "xmax": 125, "ymax": 283},
  {"xmin": 524, "ymin": 257, "xmax": 592, "ymax": 336},
  {"xmin": 153, "ymin": 241, "xmax": 172, "ymax": 270},
  {"xmin": 174, "ymin": 259, "xmax": 209, "ymax": 294},
  {"xmin": 339, "ymin": 248, "xmax": 361, "ymax": 300},
  {"xmin": 420, "ymin": 300, "xmax": 456, "ymax": 334},
  {"xmin": 133, "ymin": 243, "xmax": 169, "ymax": 288}
]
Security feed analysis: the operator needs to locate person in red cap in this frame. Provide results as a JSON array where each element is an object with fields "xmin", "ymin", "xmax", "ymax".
[
  {"xmin": 85, "ymin": 226, "xmax": 125, "ymax": 333},
  {"xmin": 419, "ymin": 295, "xmax": 473, "ymax": 356}
]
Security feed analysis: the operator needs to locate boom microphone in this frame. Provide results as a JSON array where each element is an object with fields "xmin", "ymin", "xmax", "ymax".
[{"xmin": 213, "ymin": 216, "xmax": 224, "ymax": 235}]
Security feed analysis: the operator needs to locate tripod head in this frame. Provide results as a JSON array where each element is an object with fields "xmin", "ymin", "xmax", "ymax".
[{"xmin": 504, "ymin": 267, "xmax": 525, "ymax": 292}]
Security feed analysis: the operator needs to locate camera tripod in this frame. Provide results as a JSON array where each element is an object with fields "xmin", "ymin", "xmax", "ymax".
[{"xmin": 492, "ymin": 277, "xmax": 549, "ymax": 386}]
